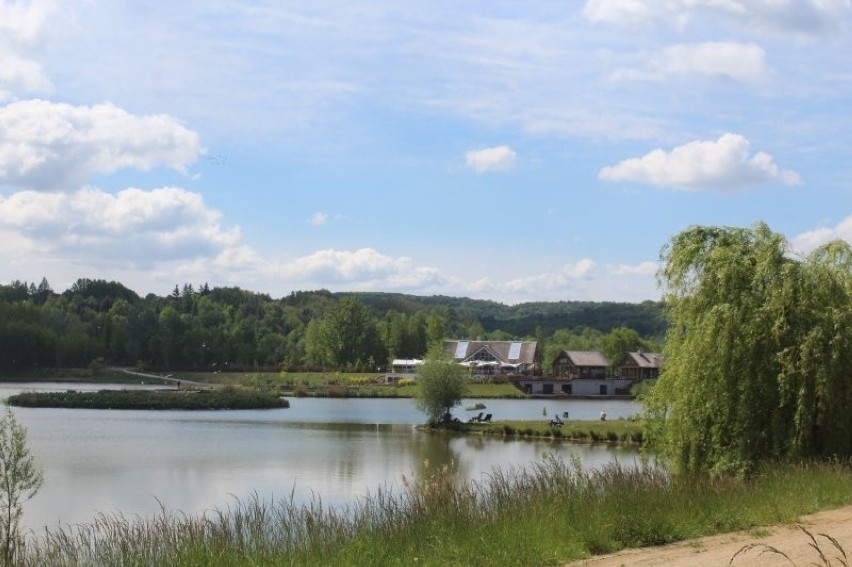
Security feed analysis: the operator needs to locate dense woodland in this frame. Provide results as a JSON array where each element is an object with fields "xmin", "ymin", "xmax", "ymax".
[{"xmin": 0, "ymin": 278, "xmax": 664, "ymax": 373}]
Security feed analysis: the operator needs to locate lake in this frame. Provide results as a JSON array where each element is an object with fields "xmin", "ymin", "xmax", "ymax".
[{"xmin": 0, "ymin": 383, "xmax": 644, "ymax": 533}]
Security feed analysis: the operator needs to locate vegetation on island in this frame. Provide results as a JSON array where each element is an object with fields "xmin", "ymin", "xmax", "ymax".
[
  {"xmin": 414, "ymin": 347, "xmax": 469, "ymax": 424},
  {"xmin": 7, "ymin": 388, "xmax": 289, "ymax": 410}
]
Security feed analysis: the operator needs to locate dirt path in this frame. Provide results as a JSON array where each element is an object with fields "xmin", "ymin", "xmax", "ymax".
[
  {"xmin": 114, "ymin": 368, "xmax": 214, "ymax": 389},
  {"xmin": 567, "ymin": 505, "xmax": 852, "ymax": 566}
]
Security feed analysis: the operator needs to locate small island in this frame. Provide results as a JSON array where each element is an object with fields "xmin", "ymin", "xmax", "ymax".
[{"xmin": 8, "ymin": 388, "xmax": 289, "ymax": 410}]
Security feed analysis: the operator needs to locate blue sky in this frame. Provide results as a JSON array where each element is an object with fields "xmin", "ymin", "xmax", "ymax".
[{"xmin": 0, "ymin": 0, "xmax": 850, "ymax": 303}]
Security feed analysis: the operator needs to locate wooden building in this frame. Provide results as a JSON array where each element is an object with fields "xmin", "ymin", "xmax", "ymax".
[
  {"xmin": 616, "ymin": 351, "xmax": 662, "ymax": 380},
  {"xmin": 551, "ymin": 350, "xmax": 610, "ymax": 379}
]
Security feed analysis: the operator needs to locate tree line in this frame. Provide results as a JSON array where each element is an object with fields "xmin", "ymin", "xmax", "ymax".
[{"xmin": 0, "ymin": 278, "xmax": 663, "ymax": 372}]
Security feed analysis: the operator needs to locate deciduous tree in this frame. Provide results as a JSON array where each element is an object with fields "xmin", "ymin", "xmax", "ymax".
[
  {"xmin": 0, "ymin": 407, "xmax": 43, "ymax": 564},
  {"xmin": 414, "ymin": 346, "xmax": 468, "ymax": 424},
  {"xmin": 647, "ymin": 223, "xmax": 852, "ymax": 475}
]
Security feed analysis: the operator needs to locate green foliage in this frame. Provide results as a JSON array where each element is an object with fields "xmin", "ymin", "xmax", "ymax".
[
  {"xmin": 0, "ymin": 278, "xmax": 664, "ymax": 376},
  {"xmin": 321, "ymin": 298, "xmax": 383, "ymax": 368},
  {"xmin": 414, "ymin": 347, "xmax": 468, "ymax": 424},
  {"xmin": 348, "ymin": 291, "xmax": 666, "ymax": 338},
  {"xmin": 0, "ymin": 407, "xmax": 43, "ymax": 564},
  {"xmin": 648, "ymin": 223, "xmax": 852, "ymax": 475}
]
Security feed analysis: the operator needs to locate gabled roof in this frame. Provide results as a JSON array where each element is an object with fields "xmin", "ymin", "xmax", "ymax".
[
  {"xmin": 443, "ymin": 340, "xmax": 538, "ymax": 365},
  {"xmin": 619, "ymin": 351, "xmax": 663, "ymax": 368},
  {"xmin": 554, "ymin": 350, "xmax": 610, "ymax": 367}
]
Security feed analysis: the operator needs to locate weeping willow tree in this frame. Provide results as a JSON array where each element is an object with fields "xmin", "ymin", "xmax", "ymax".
[{"xmin": 647, "ymin": 223, "xmax": 852, "ymax": 475}]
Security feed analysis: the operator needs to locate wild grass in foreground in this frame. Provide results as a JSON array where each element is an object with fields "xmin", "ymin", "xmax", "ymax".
[
  {"xmin": 18, "ymin": 458, "xmax": 852, "ymax": 566},
  {"xmin": 730, "ymin": 525, "xmax": 849, "ymax": 566}
]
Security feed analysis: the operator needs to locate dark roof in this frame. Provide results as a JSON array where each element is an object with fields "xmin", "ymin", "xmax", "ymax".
[
  {"xmin": 619, "ymin": 351, "xmax": 663, "ymax": 368},
  {"xmin": 443, "ymin": 340, "xmax": 538, "ymax": 365},
  {"xmin": 554, "ymin": 350, "xmax": 610, "ymax": 367}
]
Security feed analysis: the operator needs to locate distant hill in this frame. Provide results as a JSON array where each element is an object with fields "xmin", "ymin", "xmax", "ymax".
[{"xmin": 339, "ymin": 292, "xmax": 666, "ymax": 338}]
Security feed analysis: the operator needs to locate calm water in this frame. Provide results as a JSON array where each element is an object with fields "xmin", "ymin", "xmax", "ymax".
[{"xmin": 0, "ymin": 383, "xmax": 643, "ymax": 532}]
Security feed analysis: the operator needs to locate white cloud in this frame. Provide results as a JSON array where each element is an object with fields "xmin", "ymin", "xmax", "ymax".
[
  {"xmin": 611, "ymin": 42, "xmax": 768, "ymax": 83},
  {"xmin": 0, "ymin": 187, "xmax": 239, "ymax": 268},
  {"xmin": 308, "ymin": 212, "xmax": 329, "ymax": 226},
  {"xmin": 0, "ymin": 51, "xmax": 52, "ymax": 99},
  {"xmin": 0, "ymin": 0, "xmax": 54, "ymax": 45},
  {"xmin": 465, "ymin": 145, "xmax": 517, "ymax": 172},
  {"xmin": 583, "ymin": 0, "xmax": 851, "ymax": 34},
  {"xmin": 502, "ymin": 260, "xmax": 597, "ymax": 294},
  {"xmin": 0, "ymin": 99, "xmax": 202, "ymax": 190},
  {"xmin": 275, "ymin": 248, "xmax": 454, "ymax": 291},
  {"xmin": 279, "ymin": 248, "xmax": 414, "ymax": 283},
  {"xmin": 792, "ymin": 216, "xmax": 852, "ymax": 253},
  {"xmin": 606, "ymin": 261, "xmax": 659, "ymax": 276},
  {"xmin": 599, "ymin": 133, "xmax": 801, "ymax": 191},
  {"xmin": 583, "ymin": 0, "xmax": 662, "ymax": 27},
  {"xmin": 0, "ymin": 0, "xmax": 54, "ymax": 101}
]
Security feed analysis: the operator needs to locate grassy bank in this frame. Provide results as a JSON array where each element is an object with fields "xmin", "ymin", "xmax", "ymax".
[
  {"xmin": 462, "ymin": 419, "xmax": 645, "ymax": 445},
  {"xmin": 18, "ymin": 458, "xmax": 852, "ymax": 566},
  {"xmin": 0, "ymin": 367, "xmax": 171, "ymax": 385},
  {"xmin": 8, "ymin": 388, "xmax": 289, "ymax": 410},
  {"xmin": 173, "ymin": 371, "xmax": 526, "ymax": 399},
  {"xmin": 0, "ymin": 369, "xmax": 526, "ymax": 398}
]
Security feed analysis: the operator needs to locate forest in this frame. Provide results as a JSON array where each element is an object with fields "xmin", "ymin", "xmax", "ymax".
[{"xmin": 0, "ymin": 278, "xmax": 664, "ymax": 373}]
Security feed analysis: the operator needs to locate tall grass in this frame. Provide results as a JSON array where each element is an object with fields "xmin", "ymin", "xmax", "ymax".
[{"xmin": 18, "ymin": 458, "xmax": 852, "ymax": 566}]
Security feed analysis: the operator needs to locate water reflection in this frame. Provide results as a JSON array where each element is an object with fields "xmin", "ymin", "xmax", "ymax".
[
  {"xmin": 0, "ymin": 383, "xmax": 644, "ymax": 533},
  {"xmin": 408, "ymin": 430, "xmax": 466, "ymax": 486}
]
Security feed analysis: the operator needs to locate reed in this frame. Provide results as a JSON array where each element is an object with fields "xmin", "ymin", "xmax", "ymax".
[{"xmin": 18, "ymin": 458, "xmax": 852, "ymax": 566}]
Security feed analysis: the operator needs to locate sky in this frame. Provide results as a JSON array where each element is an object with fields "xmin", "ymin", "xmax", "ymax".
[{"xmin": 0, "ymin": 0, "xmax": 850, "ymax": 304}]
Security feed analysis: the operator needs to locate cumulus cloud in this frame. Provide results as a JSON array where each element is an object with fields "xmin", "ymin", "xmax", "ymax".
[
  {"xmin": 583, "ymin": 0, "xmax": 851, "ymax": 34},
  {"xmin": 0, "ymin": 0, "xmax": 54, "ymax": 100},
  {"xmin": 0, "ymin": 99, "xmax": 202, "ymax": 190},
  {"xmin": 606, "ymin": 261, "xmax": 658, "ymax": 276},
  {"xmin": 275, "ymin": 248, "xmax": 453, "ymax": 291},
  {"xmin": 0, "ymin": 0, "xmax": 53, "ymax": 45},
  {"xmin": 599, "ymin": 133, "xmax": 801, "ymax": 191},
  {"xmin": 792, "ymin": 216, "xmax": 852, "ymax": 253},
  {"xmin": 465, "ymin": 145, "xmax": 517, "ymax": 172},
  {"xmin": 583, "ymin": 0, "xmax": 660, "ymax": 27},
  {"xmin": 501, "ymin": 259, "xmax": 597, "ymax": 294},
  {"xmin": 0, "ymin": 187, "xmax": 239, "ymax": 268},
  {"xmin": 611, "ymin": 42, "xmax": 768, "ymax": 83},
  {"xmin": 279, "ymin": 248, "xmax": 413, "ymax": 282},
  {"xmin": 0, "ymin": 51, "xmax": 52, "ymax": 99}
]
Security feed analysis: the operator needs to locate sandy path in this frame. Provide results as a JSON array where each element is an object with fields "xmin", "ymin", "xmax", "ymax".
[{"xmin": 567, "ymin": 505, "xmax": 852, "ymax": 567}]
